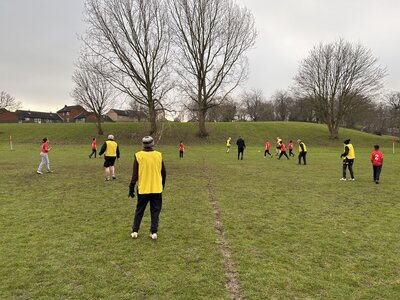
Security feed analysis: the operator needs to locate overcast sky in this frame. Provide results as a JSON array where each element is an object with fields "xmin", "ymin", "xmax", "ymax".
[{"xmin": 1, "ymin": 0, "xmax": 400, "ymax": 112}]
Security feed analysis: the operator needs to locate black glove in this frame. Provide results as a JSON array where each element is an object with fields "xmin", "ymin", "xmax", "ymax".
[{"xmin": 128, "ymin": 186, "xmax": 135, "ymax": 198}]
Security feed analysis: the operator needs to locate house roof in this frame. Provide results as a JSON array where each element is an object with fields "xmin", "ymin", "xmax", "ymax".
[
  {"xmin": 110, "ymin": 109, "xmax": 129, "ymax": 116},
  {"xmin": 110, "ymin": 109, "xmax": 147, "ymax": 118},
  {"xmin": 74, "ymin": 111, "xmax": 114, "ymax": 122},
  {"xmin": 16, "ymin": 110, "xmax": 63, "ymax": 121},
  {"xmin": 57, "ymin": 105, "xmax": 85, "ymax": 113}
]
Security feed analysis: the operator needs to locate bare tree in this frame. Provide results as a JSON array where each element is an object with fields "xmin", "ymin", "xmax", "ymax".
[
  {"xmin": 83, "ymin": 0, "xmax": 173, "ymax": 135},
  {"xmin": 386, "ymin": 91, "xmax": 400, "ymax": 133},
  {"xmin": 71, "ymin": 59, "xmax": 115, "ymax": 135},
  {"xmin": 169, "ymin": 0, "xmax": 256, "ymax": 136},
  {"xmin": 206, "ymin": 98, "xmax": 237, "ymax": 122},
  {"xmin": 0, "ymin": 91, "xmax": 21, "ymax": 111},
  {"xmin": 242, "ymin": 89, "xmax": 273, "ymax": 121},
  {"xmin": 271, "ymin": 90, "xmax": 293, "ymax": 121},
  {"xmin": 294, "ymin": 39, "xmax": 386, "ymax": 139}
]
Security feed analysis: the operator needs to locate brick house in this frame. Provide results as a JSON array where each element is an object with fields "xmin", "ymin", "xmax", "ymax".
[
  {"xmin": 57, "ymin": 105, "xmax": 87, "ymax": 123},
  {"xmin": 74, "ymin": 111, "xmax": 114, "ymax": 123},
  {"xmin": 107, "ymin": 109, "xmax": 147, "ymax": 122},
  {"xmin": 0, "ymin": 108, "xmax": 18, "ymax": 123}
]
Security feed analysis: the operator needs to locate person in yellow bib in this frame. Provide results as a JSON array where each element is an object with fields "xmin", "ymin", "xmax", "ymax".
[
  {"xmin": 226, "ymin": 137, "xmax": 231, "ymax": 153},
  {"xmin": 99, "ymin": 134, "xmax": 120, "ymax": 181},
  {"xmin": 340, "ymin": 139, "xmax": 355, "ymax": 181},
  {"xmin": 297, "ymin": 139, "xmax": 307, "ymax": 165},
  {"xmin": 129, "ymin": 136, "xmax": 166, "ymax": 240}
]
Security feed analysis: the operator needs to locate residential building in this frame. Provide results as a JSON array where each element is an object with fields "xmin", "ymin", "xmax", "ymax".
[
  {"xmin": 57, "ymin": 105, "xmax": 87, "ymax": 123},
  {"xmin": 107, "ymin": 109, "xmax": 147, "ymax": 122}
]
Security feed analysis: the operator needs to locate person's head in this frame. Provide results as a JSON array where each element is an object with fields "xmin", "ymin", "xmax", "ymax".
[
  {"xmin": 42, "ymin": 138, "xmax": 48, "ymax": 143},
  {"xmin": 374, "ymin": 145, "xmax": 380, "ymax": 150},
  {"xmin": 108, "ymin": 134, "xmax": 115, "ymax": 140},
  {"xmin": 92, "ymin": 137, "xmax": 96, "ymax": 141},
  {"xmin": 266, "ymin": 139, "xmax": 269, "ymax": 142},
  {"xmin": 297, "ymin": 139, "xmax": 301, "ymax": 143},
  {"xmin": 142, "ymin": 136, "xmax": 154, "ymax": 149},
  {"xmin": 289, "ymin": 140, "xmax": 292, "ymax": 143},
  {"xmin": 344, "ymin": 139, "xmax": 350, "ymax": 145},
  {"xmin": 180, "ymin": 140, "xmax": 183, "ymax": 143},
  {"xmin": 279, "ymin": 141, "xmax": 283, "ymax": 144}
]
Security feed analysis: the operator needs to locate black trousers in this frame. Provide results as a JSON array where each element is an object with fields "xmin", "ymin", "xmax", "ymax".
[
  {"xmin": 278, "ymin": 151, "xmax": 289, "ymax": 159},
  {"xmin": 264, "ymin": 150, "xmax": 272, "ymax": 157},
  {"xmin": 373, "ymin": 165, "xmax": 382, "ymax": 181},
  {"xmin": 132, "ymin": 193, "xmax": 162, "ymax": 234},
  {"xmin": 342, "ymin": 159, "xmax": 354, "ymax": 179},
  {"xmin": 289, "ymin": 149, "xmax": 295, "ymax": 157},
  {"xmin": 238, "ymin": 148, "xmax": 244, "ymax": 160},
  {"xmin": 89, "ymin": 149, "xmax": 97, "ymax": 158},
  {"xmin": 179, "ymin": 151, "xmax": 184, "ymax": 158},
  {"xmin": 298, "ymin": 152, "xmax": 307, "ymax": 165}
]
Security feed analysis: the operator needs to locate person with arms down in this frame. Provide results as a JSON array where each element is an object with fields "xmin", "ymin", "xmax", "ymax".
[
  {"xmin": 226, "ymin": 137, "xmax": 231, "ymax": 153},
  {"xmin": 288, "ymin": 140, "xmax": 295, "ymax": 157},
  {"xmin": 179, "ymin": 141, "xmax": 185, "ymax": 158},
  {"xmin": 89, "ymin": 137, "xmax": 97, "ymax": 158},
  {"xmin": 297, "ymin": 139, "xmax": 307, "ymax": 165},
  {"xmin": 340, "ymin": 139, "xmax": 355, "ymax": 181},
  {"xmin": 264, "ymin": 139, "xmax": 272, "ymax": 158},
  {"xmin": 98, "ymin": 134, "xmax": 120, "ymax": 181},
  {"xmin": 370, "ymin": 145, "xmax": 383, "ymax": 184},
  {"xmin": 37, "ymin": 138, "xmax": 53, "ymax": 174},
  {"xmin": 236, "ymin": 136, "xmax": 246, "ymax": 160},
  {"xmin": 129, "ymin": 136, "xmax": 166, "ymax": 240}
]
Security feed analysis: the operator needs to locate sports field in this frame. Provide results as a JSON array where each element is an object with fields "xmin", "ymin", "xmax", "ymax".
[{"xmin": 1, "ymin": 122, "xmax": 399, "ymax": 299}]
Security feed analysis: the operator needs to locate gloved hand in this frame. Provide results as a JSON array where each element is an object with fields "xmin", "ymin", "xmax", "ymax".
[{"xmin": 128, "ymin": 186, "xmax": 135, "ymax": 198}]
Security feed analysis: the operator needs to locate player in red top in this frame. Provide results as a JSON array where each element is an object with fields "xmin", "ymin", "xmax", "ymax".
[
  {"xmin": 37, "ymin": 137, "xmax": 53, "ymax": 174},
  {"xmin": 264, "ymin": 140, "xmax": 272, "ymax": 158},
  {"xmin": 278, "ymin": 141, "xmax": 289, "ymax": 160},
  {"xmin": 89, "ymin": 137, "xmax": 97, "ymax": 158},
  {"xmin": 370, "ymin": 145, "xmax": 383, "ymax": 184},
  {"xmin": 179, "ymin": 141, "xmax": 185, "ymax": 158},
  {"xmin": 288, "ymin": 140, "xmax": 294, "ymax": 157}
]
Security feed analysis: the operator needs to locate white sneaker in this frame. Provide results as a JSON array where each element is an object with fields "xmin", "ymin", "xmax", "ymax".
[
  {"xmin": 150, "ymin": 233, "xmax": 158, "ymax": 240},
  {"xmin": 349, "ymin": 178, "xmax": 355, "ymax": 181},
  {"xmin": 340, "ymin": 178, "xmax": 347, "ymax": 181},
  {"xmin": 130, "ymin": 232, "xmax": 138, "ymax": 239},
  {"xmin": 36, "ymin": 171, "xmax": 43, "ymax": 174}
]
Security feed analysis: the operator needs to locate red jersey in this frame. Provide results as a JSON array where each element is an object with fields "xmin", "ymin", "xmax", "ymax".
[
  {"xmin": 41, "ymin": 142, "xmax": 49, "ymax": 153},
  {"xmin": 289, "ymin": 142, "xmax": 293, "ymax": 150},
  {"xmin": 280, "ymin": 143, "xmax": 286, "ymax": 152},
  {"xmin": 370, "ymin": 150, "xmax": 383, "ymax": 166},
  {"xmin": 91, "ymin": 140, "xmax": 97, "ymax": 150},
  {"xmin": 265, "ymin": 141, "xmax": 270, "ymax": 150},
  {"xmin": 179, "ymin": 143, "xmax": 185, "ymax": 152}
]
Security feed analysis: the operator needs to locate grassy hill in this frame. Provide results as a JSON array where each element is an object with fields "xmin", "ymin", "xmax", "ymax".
[{"xmin": 0, "ymin": 121, "xmax": 395, "ymax": 148}]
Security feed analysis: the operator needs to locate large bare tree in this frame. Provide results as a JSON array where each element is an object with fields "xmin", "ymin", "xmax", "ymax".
[
  {"xmin": 271, "ymin": 90, "xmax": 293, "ymax": 121},
  {"xmin": 83, "ymin": 0, "xmax": 172, "ymax": 135},
  {"xmin": 242, "ymin": 89, "xmax": 273, "ymax": 121},
  {"xmin": 71, "ymin": 59, "xmax": 115, "ymax": 135},
  {"xmin": 169, "ymin": 0, "xmax": 256, "ymax": 136},
  {"xmin": 0, "ymin": 91, "xmax": 21, "ymax": 111},
  {"xmin": 294, "ymin": 39, "xmax": 386, "ymax": 139}
]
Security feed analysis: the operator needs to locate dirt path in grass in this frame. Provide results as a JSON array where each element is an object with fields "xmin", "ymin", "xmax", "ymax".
[{"xmin": 203, "ymin": 160, "xmax": 244, "ymax": 300}]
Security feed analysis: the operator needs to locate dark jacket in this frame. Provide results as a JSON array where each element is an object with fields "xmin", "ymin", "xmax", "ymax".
[{"xmin": 236, "ymin": 138, "xmax": 246, "ymax": 149}]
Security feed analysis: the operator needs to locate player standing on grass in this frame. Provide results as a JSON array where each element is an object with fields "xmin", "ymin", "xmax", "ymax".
[
  {"xmin": 278, "ymin": 140, "xmax": 289, "ymax": 160},
  {"xmin": 89, "ymin": 137, "xmax": 97, "ymax": 158},
  {"xmin": 99, "ymin": 134, "xmax": 120, "ymax": 181},
  {"xmin": 288, "ymin": 140, "xmax": 295, "ymax": 157},
  {"xmin": 129, "ymin": 136, "xmax": 166, "ymax": 240},
  {"xmin": 236, "ymin": 136, "xmax": 246, "ymax": 160},
  {"xmin": 226, "ymin": 137, "xmax": 231, "ymax": 153},
  {"xmin": 37, "ymin": 138, "xmax": 53, "ymax": 174},
  {"xmin": 179, "ymin": 141, "xmax": 185, "ymax": 158},
  {"xmin": 276, "ymin": 137, "xmax": 282, "ymax": 156},
  {"xmin": 264, "ymin": 139, "xmax": 272, "ymax": 158},
  {"xmin": 340, "ymin": 139, "xmax": 355, "ymax": 181},
  {"xmin": 370, "ymin": 145, "xmax": 383, "ymax": 184},
  {"xmin": 297, "ymin": 139, "xmax": 307, "ymax": 165}
]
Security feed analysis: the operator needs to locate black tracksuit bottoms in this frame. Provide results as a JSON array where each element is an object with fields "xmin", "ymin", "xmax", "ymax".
[
  {"xmin": 373, "ymin": 165, "xmax": 382, "ymax": 181},
  {"xmin": 132, "ymin": 193, "xmax": 162, "ymax": 234}
]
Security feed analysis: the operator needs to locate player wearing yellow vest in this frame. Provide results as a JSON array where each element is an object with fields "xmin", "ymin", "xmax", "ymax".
[
  {"xmin": 226, "ymin": 137, "xmax": 231, "ymax": 153},
  {"xmin": 99, "ymin": 134, "xmax": 120, "ymax": 181},
  {"xmin": 297, "ymin": 139, "xmax": 307, "ymax": 165},
  {"xmin": 340, "ymin": 139, "xmax": 355, "ymax": 181},
  {"xmin": 129, "ymin": 136, "xmax": 166, "ymax": 240}
]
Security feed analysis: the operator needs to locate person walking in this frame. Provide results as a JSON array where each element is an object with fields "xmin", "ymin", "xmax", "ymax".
[
  {"xmin": 226, "ymin": 137, "xmax": 231, "ymax": 153},
  {"xmin": 297, "ymin": 139, "xmax": 307, "ymax": 165},
  {"xmin": 89, "ymin": 137, "xmax": 97, "ymax": 158},
  {"xmin": 278, "ymin": 141, "xmax": 289, "ymax": 160},
  {"xmin": 288, "ymin": 140, "xmax": 295, "ymax": 157},
  {"xmin": 340, "ymin": 139, "xmax": 355, "ymax": 181},
  {"xmin": 129, "ymin": 136, "xmax": 166, "ymax": 240},
  {"xmin": 99, "ymin": 134, "xmax": 120, "ymax": 181},
  {"xmin": 179, "ymin": 141, "xmax": 185, "ymax": 158},
  {"xmin": 236, "ymin": 136, "xmax": 246, "ymax": 160},
  {"xmin": 264, "ymin": 139, "xmax": 272, "ymax": 158},
  {"xmin": 370, "ymin": 145, "xmax": 383, "ymax": 184},
  {"xmin": 275, "ymin": 137, "xmax": 282, "ymax": 157},
  {"xmin": 37, "ymin": 138, "xmax": 53, "ymax": 174}
]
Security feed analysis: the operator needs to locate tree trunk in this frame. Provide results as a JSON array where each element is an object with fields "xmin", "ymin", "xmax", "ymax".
[
  {"xmin": 328, "ymin": 123, "xmax": 339, "ymax": 139},
  {"xmin": 148, "ymin": 107, "xmax": 157, "ymax": 136},
  {"xmin": 198, "ymin": 109, "xmax": 208, "ymax": 137},
  {"xmin": 96, "ymin": 116, "xmax": 103, "ymax": 135}
]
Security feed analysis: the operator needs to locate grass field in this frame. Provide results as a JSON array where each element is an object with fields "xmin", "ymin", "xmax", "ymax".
[{"xmin": 1, "ymin": 122, "xmax": 399, "ymax": 299}]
